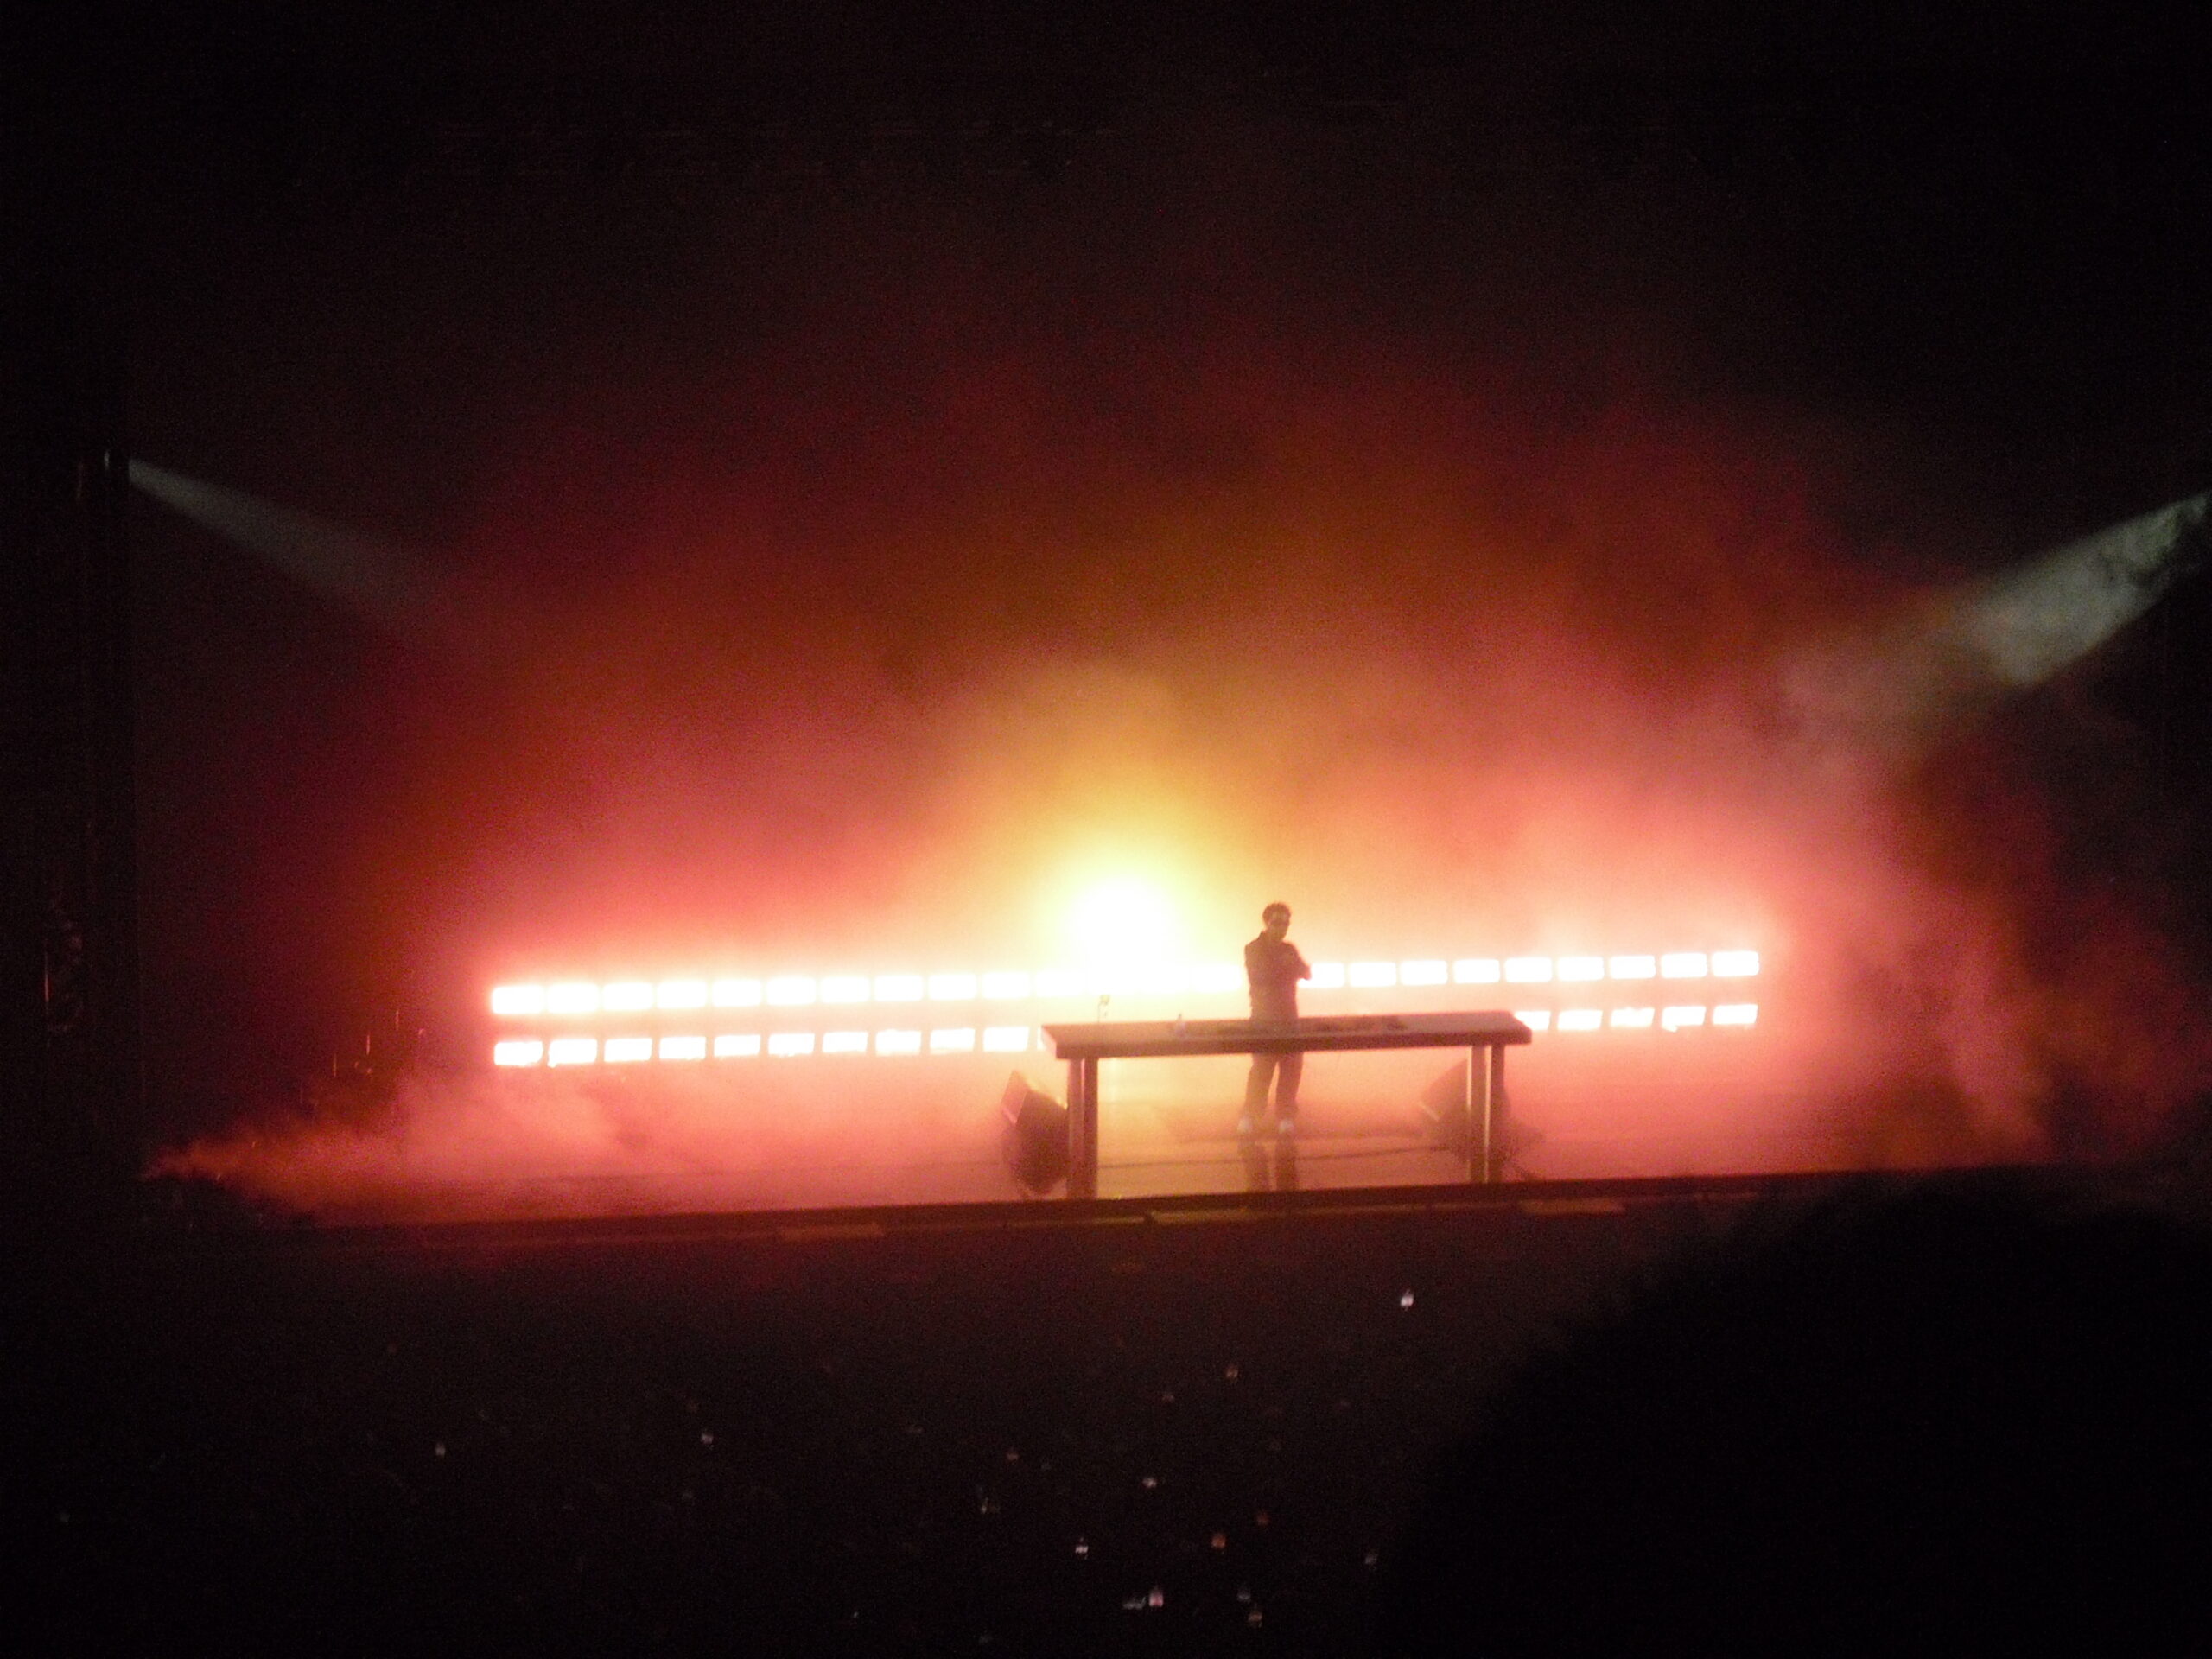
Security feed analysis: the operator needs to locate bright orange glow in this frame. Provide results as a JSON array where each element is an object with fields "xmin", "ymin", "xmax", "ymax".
[
  {"xmin": 493, "ymin": 1038, "xmax": 544, "ymax": 1065},
  {"xmin": 875, "ymin": 1028, "xmax": 921, "ymax": 1054},
  {"xmin": 928, "ymin": 1027, "xmax": 976, "ymax": 1053},
  {"xmin": 981, "ymin": 971, "xmax": 1031, "ymax": 1000},
  {"xmin": 874, "ymin": 974, "xmax": 925, "ymax": 1001},
  {"xmin": 1455, "ymin": 958, "xmax": 1500, "ymax": 983},
  {"xmin": 928, "ymin": 972, "xmax": 977, "ymax": 1001},
  {"xmin": 822, "ymin": 1029, "xmax": 868, "ymax": 1054},
  {"xmin": 656, "ymin": 979, "xmax": 709, "ymax": 1008},
  {"xmin": 1609, "ymin": 1007, "xmax": 1656, "ymax": 1029},
  {"xmin": 546, "ymin": 981, "xmax": 600, "ymax": 1015},
  {"xmin": 1400, "ymin": 959, "xmax": 1447, "ymax": 986},
  {"xmin": 1713, "ymin": 1002, "xmax": 1759, "ymax": 1027},
  {"xmin": 982, "ymin": 1025, "xmax": 1030, "ymax": 1052},
  {"xmin": 658, "ymin": 1034, "xmax": 708, "ymax": 1060},
  {"xmin": 1310, "ymin": 962, "xmax": 1346, "ymax": 988},
  {"xmin": 1661, "ymin": 952, "xmax": 1709, "ymax": 979},
  {"xmin": 1559, "ymin": 957, "xmax": 1605, "ymax": 982},
  {"xmin": 601, "ymin": 981, "xmax": 654, "ymax": 1012},
  {"xmin": 712, "ymin": 1033, "xmax": 760, "ymax": 1058},
  {"xmin": 604, "ymin": 1035, "xmax": 653, "ymax": 1062},
  {"xmin": 1712, "ymin": 950, "xmax": 1760, "ymax": 977},
  {"xmin": 766, "ymin": 1032, "xmax": 815, "ymax": 1056},
  {"xmin": 1610, "ymin": 955, "xmax": 1657, "ymax": 979},
  {"xmin": 712, "ymin": 978, "xmax": 763, "ymax": 1007},
  {"xmin": 1349, "ymin": 961, "xmax": 1397, "ymax": 988},
  {"xmin": 1662, "ymin": 1004, "xmax": 1707, "ymax": 1030},
  {"xmin": 766, "ymin": 976, "xmax": 817, "ymax": 1006},
  {"xmin": 1505, "ymin": 957, "xmax": 1554, "ymax": 983},
  {"xmin": 1557, "ymin": 1008, "xmax": 1602, "ymax": 1031},
  {"xmin": 546, "ymin": 1036, "xmax": 597, "ymax": 1065},
  {"xmin": 1062, "ymin": 874, "xmax": 1182, "ymax": 972},
  {"xmin": 491, "ymin": 984, "xmax": 545, "ymax": 1016},
  {"xmin": 821, "ymin": 976, "xmax": 870, "ymax": 1003}
]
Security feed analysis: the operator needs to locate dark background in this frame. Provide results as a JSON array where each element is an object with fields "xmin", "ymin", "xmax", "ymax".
[{"xmin": 15, "ymin": 0, "xmax": 2212, "ymax": 1150}]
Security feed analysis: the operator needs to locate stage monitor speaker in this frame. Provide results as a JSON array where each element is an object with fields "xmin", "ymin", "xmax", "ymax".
[
  {"xmin": 999, "ymin": 1071, "xmax": 1070, "ymax": 1194},
  {"xmin": 1419, "ymin": 1060, "xmax": 1541, "ymax": 1166}
]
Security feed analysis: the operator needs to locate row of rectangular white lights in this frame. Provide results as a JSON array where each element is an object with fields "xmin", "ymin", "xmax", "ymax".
[
  {"xmin": 490, "ymin": 1003, "xmax": 1759, "ymax": 1066},
  {"xmin": 497, "ymin": 1026, "xmax": 1040, "ymax": 1066},
  {"xmin": 490, "ymin": 951, "xmax": 1761, "ymax": 1017}
]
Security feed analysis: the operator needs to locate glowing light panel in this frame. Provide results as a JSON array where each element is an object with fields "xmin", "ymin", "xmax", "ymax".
[
  {"xmin": 1557, "ymin": 1008, "xmax": 1602, "ymax": 1032},
  {"xmin": 604, "ymin": 1036, "xmax": 652, "ymax": 1062},
  {"xmin": 822, "ymin": 1030, "xmax": 868, "ymax": 1054},
  {"xmin": 1609, "ymin": 1007, "xmax": 1656, "ymax": 1029},
  {"xmin": 874, "ymin": 974, "xmax": 924, "ymax": 1002},
  {"xmin": 547, "ymin": 1036, "xmax": 598, "ymax": 1066},
  {"xmin": 491, "ymin": 984, "xmax": 545, "ymax": 1016},
  {"xmin": 820, "ymin": 976, "xmax": 871, "ymax": 1004},
  {"xmin": 876, "ymin": 1028, "xmax": 921, "ymax": 1055},
  {"xmin": 547, "ymin": 982, "xmax": 601, "ymax": 1015},
  {"xmin": 601, "ymin": 982, "xmax": 654, "ymax": 1013},
  {"xmin": 1033, "ymin": 969, "xmax": 1084, "ymax": 998},
  {"xmin": 1516, "ymin": 1010, "xmax": 1552, "ymax": 1031},
  {"xmin": 1712, "ymin": 950, "xmax": 1761, "ymax": 977},
  {"xmin": 982, "ymin": 1026, "xmax": 1030, "ymax": 1052},
  {"xmin": 767, "ymin": 1032, "xmax": 816, "ymax": 1057},
  {"xmin": 982, "ymin": 971, "xmax": 1031, "ymax": 1000},
  {"xmin": 1350, "ymin": 961, "xmax": 1398, "ymax": 988},
  {"xmin": 713, "ymin": 1033, "xmax": 760, "ymax": 1058},
  {"xmin": 1192, "ymin": 963, "xmax": 1243, "ymax": 993},
  {"xmin": 656, "ymin": 978, "xmax": 708, "ymax": 1009},
  {"xmin": 1662, "ymin": 1005, "xmax": 1707, "ymax": 1030},
  {"xmin": 928, "ymin": 973, "xmax": 978, "ymax": 1001},
  {"xmin": 929, "ymin": 1027, "xmax": 976, "ymax": 1053},
  {"xmin": 1661, "ymin": 952, "xmax": 1709, "ymax": 979},
  {"xmin": 766, "ymin": 976, "xmax": 817, "ymax": 1006},
  {"xmin": 493, "ymin": 1039, "xmax": 544, "ymax": 1066},
  {"xmin": 1609, "ymin": 956, "xmax": 1656, "ymax": 980},
  {"xmin": 1557, "ymin": 957, "xmax": 1604, "ymax": 982},
  {"xmin": 658, "ymin": 1035, "xmax": 707, "ymax": 1061},
  {"xmin": 711, "ymin": 978, "xmax": 762, "ymax": 1007},
  {"xmin": 1505, "ymin": 957, "xmax": 1554, "ymax": 983},
  {"xmin": 1455, "ymin": 959, "xmax": 1501, "ymax": 984},
  {"xmin": 1309, "ymin": 962, "xmax": 1346, "ymax": 988},
  {"xmin": 1713, "ymin": 1003, "xmax": 1758, "ymax": 1027}
]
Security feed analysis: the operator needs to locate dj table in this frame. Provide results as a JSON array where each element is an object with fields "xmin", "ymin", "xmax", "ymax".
[{"xmin": 1041, "ymin": 1012, "xmax": 1535, "ymax": 1198}]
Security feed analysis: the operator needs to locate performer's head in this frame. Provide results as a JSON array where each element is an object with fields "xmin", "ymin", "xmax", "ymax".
[{"xmin": 1262, "ymin": 902, "xmax": 1291, "ymax": 938}]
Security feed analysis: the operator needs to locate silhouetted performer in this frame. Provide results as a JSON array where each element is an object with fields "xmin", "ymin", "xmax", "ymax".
[{"xmin": 1242, "ymin": 903, "xmax": 1310, "ymax": 1186}]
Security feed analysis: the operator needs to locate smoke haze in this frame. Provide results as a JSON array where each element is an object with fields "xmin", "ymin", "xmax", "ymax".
[{"xmin": 130, "ymin": 102, "xmax": 2212, "ymax": 1211}]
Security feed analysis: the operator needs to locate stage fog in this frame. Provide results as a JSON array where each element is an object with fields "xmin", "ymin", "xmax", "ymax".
[{"xmin": 135, "ymin": 111, "xmax": 2212, "ymax": 1218}]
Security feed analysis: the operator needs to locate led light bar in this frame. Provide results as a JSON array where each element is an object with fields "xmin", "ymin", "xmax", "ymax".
[{"xmin": 487, "ymin": 944, "xmax": 1764, "ymax": 1065}]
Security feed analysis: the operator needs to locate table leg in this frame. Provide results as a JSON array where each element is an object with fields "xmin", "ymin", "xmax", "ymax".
[
  {"xmin": 1468, "ymin": 1045, "xmax": 1489, "ymax": 1184},
  {"xmin": 1487, "ymin": 1042, "xmax": 1509, "ymax": 1182},
  {"xmin": 1067, "ymin": 1058, "xmax": 1098, "ymax": 1199}
]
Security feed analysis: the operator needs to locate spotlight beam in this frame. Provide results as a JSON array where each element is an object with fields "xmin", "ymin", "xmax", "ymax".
[
  {"xmin": 1787, "ymin": 491, "xmax": 2209, "ymax": 753},
  {"xmin": 130, "ymin": 460, "xmax": 466, "ymax": 651}
]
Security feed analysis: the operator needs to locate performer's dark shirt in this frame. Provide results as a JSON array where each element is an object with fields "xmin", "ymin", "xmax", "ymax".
[{"xmin": 1245, "ymin": 934, "xmax": 1312, "ymax": 1022}]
